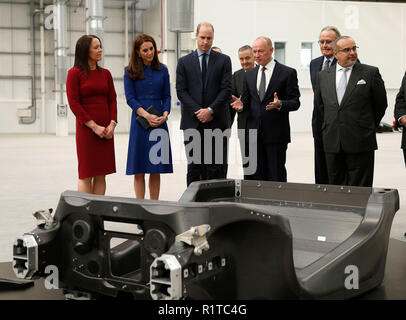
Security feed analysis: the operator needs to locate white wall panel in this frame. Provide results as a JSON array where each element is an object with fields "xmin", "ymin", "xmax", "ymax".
[
  {"xmin": 12, "ymin": 55, "xmax": 31, "ymax": 76},
  {"xmin": 104, "ymin": 56, "xmax": 125, "ymax": 78},
  {"xmin": 104, "ymin": 8, "xmax": 124, "ymax": 33},
  {"xmin": 103, "ymin": 33, "xmax": 124, "ymax": 55},
  {"xmin": 13, "ymin": 80, "xmax": 31, "ymax": 100},
  {"xmin": 0, "ymin": 80, "xmax": 13, "ymax": 100},
  {"xmin": 12, "ymin": 29, "xmax": 31, "ymax": 52},
  {"xmin": 0, "ymin": 3, "xmax": 11, "ymax": 27},
  {"xmin": 0, "ymin": 30, "xmax": 11, "ymax": 51},
  {"xmin": 0, "ymin": 55, "xmax": 12, "ymax": 75},
  {"xmin": 11, "ymin": 4, "xmax": 30, "ymax": 28}
]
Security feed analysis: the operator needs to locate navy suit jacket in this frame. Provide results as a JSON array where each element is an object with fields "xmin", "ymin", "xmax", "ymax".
[
  {"xmin": 176, "ymin": 50, "xmax": 232, "ymax": 130},
  {"xmin": 241, "ymin": 61, "xmax": 300, "ymax": 144},
  {"xmin": 310, "ymin": 56, "xmax": 337, "ymax": 141}
]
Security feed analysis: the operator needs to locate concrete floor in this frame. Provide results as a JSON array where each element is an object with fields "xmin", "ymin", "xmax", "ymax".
[{"xmin": 0, "ymin": 125, "xmax": 405, "ymax": 262}]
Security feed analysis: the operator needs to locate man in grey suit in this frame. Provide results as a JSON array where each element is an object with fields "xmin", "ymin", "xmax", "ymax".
[
  {"xmin": 310, "ymin": 26, "xmax": 340, "ymax": 184},
  {"xmin": 229, "ymin": 45, "xmax": 255, "ymax": 129},
  {"xmin": 315, "ymin": 36, "xmax": 387, "ymax": 187}
]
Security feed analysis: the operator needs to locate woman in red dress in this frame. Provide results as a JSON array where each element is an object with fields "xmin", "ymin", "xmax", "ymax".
[{"xmin": 66, "ymin": 35, "xmax": 117, "ymax": 195}]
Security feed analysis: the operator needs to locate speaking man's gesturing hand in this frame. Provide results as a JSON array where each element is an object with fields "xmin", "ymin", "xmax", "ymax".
[{"xmin": 266, "ymin": 92, "xmax": 281, "ymax": 110}]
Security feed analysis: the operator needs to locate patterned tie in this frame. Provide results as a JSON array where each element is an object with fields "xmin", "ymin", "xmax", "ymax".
[
  {"xmin": 259, "ymin": 66, "xmax": 266, "ymax": 101},
  {"xmin": 201, "ymin": 53, "xmax": 207, "ymax": 87},
  {"xmin": 322, "ymin": 59, "xmax": 330, "ymax": 70},
  {"xmin": 337, "ymin": 67, "xmax": 348, "ymax": 105}
]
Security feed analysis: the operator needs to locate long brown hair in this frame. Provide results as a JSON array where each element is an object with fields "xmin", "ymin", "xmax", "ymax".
[
  {"xmin": 73, "ymin": 34, "xmax": 102, "ymax": 74},
  {"xmin": 127, "ymin": 34, "xmax": 161, "ymax": 80}
]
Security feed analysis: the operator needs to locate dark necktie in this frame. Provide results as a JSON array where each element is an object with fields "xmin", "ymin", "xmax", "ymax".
[
  {"xmin": 259, "ymin": 66, "xmax": 266, "ymax": 101},
  {"xmin": 322, "ymin": 59, "xmax": 330, "ymax": 70},
  {"xmin": 201, "ymin": 53, "xmax": 207, "ymax": 87}
]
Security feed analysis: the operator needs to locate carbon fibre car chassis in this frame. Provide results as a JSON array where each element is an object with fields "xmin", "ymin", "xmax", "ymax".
[{"xmin": 12, "ymin": 179, "xmax": 399, "ymax": 299}]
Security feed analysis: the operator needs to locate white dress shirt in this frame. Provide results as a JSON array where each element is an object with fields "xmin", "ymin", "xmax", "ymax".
[{"xmin": 256, "ymin": 59, "xmax": 276, "ymax": 95}]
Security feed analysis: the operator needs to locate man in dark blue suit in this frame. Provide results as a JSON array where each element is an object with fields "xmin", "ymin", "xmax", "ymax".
[
  {"xmin": 176, "ymin": 22, "xmax": 232, "ymax": 186},
  {"xmin": 231, "ymin": 36, "xmax": 300, "ymax": 182},
  {"xmin": 310, "ymin": 26, "xmax": 341, "ymax": 184}
]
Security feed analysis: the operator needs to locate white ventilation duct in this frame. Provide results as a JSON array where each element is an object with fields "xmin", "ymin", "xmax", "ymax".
[{"xmin": 88, "ymin": 0, "xmax": 104, "ymax": 66}]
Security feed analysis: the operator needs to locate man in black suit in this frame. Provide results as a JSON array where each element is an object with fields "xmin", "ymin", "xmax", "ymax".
[
  {"xmin": 394, "ymin": 72, "xmax": 406, "ymax": 166},
  {"xmin": 315, "ymin": 36, "xmax": 387, "ymax": 187},
  {"xmin": 231, "ymin": 36, "xmax": 300, "ymax": 182},
  {"xmin": 176, "ymin": 22, "xmax": 232, "ymax": 186},
  {"xmin": 310, "ymin": 26, "xmax": 341, "ymax": 184}
]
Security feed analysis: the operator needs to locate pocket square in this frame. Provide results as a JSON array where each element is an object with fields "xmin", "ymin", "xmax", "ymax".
[{"xmin": 357, "ymin": 79, "xmax": 366, "ymax": 85}]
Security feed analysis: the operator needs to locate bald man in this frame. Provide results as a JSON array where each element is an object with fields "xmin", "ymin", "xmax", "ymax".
[
  {"xmin": 315, "ymin": 36, "xmax": 387, "ymax": 187},
  {"xmin": 231, "ymin": 36, "xmax": 300, "ymax": 181}
]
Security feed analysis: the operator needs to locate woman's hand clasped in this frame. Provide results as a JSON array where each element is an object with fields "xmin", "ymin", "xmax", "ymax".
[
  {"xmin": 147, "ymin": 114, "xmax": 162, "ymax": 127},
  {"xmin": 104, "ymin": 122, "xmax": 116, "ymax": 139},
  {"xmin": 93, "ymin": 124, "xmax": 107, "ymax": 139}
]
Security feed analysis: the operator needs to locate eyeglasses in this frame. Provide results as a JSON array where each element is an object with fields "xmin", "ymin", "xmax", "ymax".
[
  {"xmin": 337, "ymin": 46, "xmax": 359, "ymax": 53},
  {"xmin": 318, "ymin": 40, "xmax": 333, "ymax": 45}
]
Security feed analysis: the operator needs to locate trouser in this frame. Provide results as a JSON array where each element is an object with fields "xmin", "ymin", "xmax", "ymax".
[
  {"xmin": 184, "ymin": 126, "xmax": 227, "ymax": 186},
  {"xmin": 244, "ymin": 129, "xmax": 287, "ymax": 182},
  {"xmin": 325, "ymin": 150, "xmax": 375, "ymax": 187},
  {"xmin": 314, "ymin": 138, "xmax": 329, "ymax": 184}
]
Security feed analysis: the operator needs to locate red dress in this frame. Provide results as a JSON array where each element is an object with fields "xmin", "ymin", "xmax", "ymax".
[{"xmin": 66, "ymin": 67, "xmax": 117, "ymax": 179}]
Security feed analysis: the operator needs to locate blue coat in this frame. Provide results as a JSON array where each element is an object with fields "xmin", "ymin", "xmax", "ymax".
[{"xmin": 124, "ymin": 64, "xmax": 173, "ymax": 174}]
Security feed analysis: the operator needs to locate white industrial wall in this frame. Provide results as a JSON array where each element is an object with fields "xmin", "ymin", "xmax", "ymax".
[
  {"xmin": 0, "ymin": 0, "xmax": 405, "ymax": 134},
  {"xmin": 193, "ymin": 0, "xmax": 406, "ymax": 132},
  {"xmin": 0, "ymin": 0, "xmax": 145, "ymax": 134}
]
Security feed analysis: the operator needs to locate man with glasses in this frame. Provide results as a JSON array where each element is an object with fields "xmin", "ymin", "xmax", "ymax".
[
  {"xmin": 310, "ymin": 26, "xmax": 341, "ymax": 185},
  {"xmin": 315, "ymin": 36, "xmax": 387, "ymax": 187}
]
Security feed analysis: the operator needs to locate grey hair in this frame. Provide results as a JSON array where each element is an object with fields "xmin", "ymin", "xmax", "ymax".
[
  {"xmin": 255, "ymin": 36, "xmax": 273, "ymax": 49},
  {"xmin": 238, "ymin": 45, "xmax": 253, "ymax": 55},
  {"xmin": 320, "ymin": 26, "xmax": 341, "ymax": 39},
  {"xmin": 333, "ymin": 36, "xmax": 353, "ymax": 51}
]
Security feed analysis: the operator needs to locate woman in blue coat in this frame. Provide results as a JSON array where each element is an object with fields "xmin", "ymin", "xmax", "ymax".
[{"xmin": 124, "ymin": 34, "xmax": 173, "ymax": 199}]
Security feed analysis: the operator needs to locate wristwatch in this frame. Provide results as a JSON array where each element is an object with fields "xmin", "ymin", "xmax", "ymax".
[
  {"xmin": 208, "ymin": 107, "xmax": 214, "ymax": 115},
  {"xmin": 111, "ymin": 120, "xmax": 118, "ymax": 125}
]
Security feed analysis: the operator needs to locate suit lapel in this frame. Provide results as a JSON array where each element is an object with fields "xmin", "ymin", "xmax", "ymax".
[
  {"xmin": 317, "ymin": 56, "xmax": 324, "ymax": 72},
  {"xmin": 251, "ymin": 65, "xmax": 261, "ymax": 100},
  {"xmin": 339, "ymin": 63, "xmax": 362, "ymax": 109},
  {"xmin": 327, "ymin": 64, "xmax": 339, "ymax": 106},
  {"xmin": 264, "ymin": 60, "xmax": 281, "ymax": 101}
]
